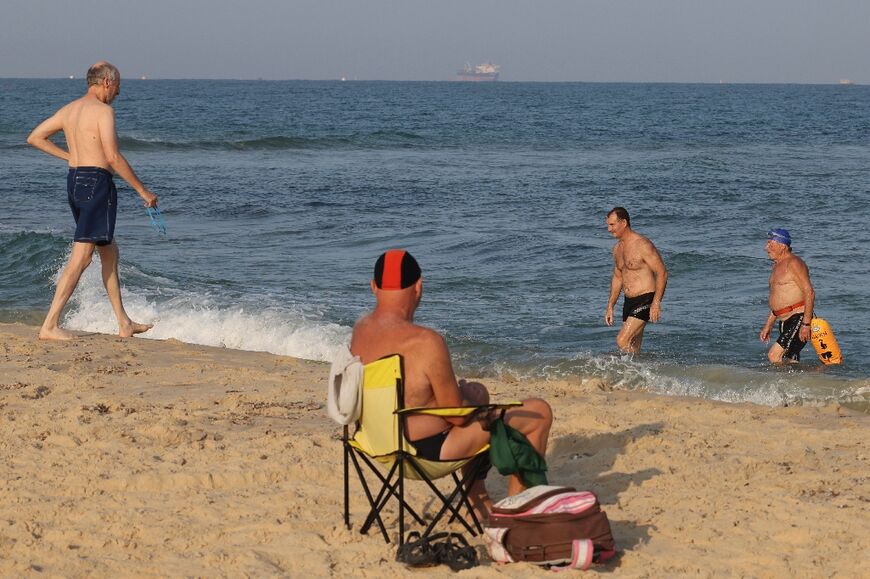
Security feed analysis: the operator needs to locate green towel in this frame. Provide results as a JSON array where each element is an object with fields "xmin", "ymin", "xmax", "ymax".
[{"xmin": 488, "ymin": 418, "xmax": 548, "ymax": 487}]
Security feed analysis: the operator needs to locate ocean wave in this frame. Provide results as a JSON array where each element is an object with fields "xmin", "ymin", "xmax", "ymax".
[
  {"xmin": 61, "ymin": 262, "xmax": 351, "ymax": 362},
  {"xmin": 29, "ymin": 240, "xmax": 865, "ymax": 412},
  {"xmin": 0, "ymin": 231, "xmax": 70, "ymax": 303},
  {"xmin": 116, "ymin": 131, "xmax": 428, "ymax": 152},
  {"xmin": 458, "ymin": 350, "xmax": 867, "ymax": 412},
  {"xmin": 52, "ymin": 264, "xmax": 868, "ymax": 411},
  {"xmin": 566, "ymin": 355, "xmax": 868, "ymax": 410}
]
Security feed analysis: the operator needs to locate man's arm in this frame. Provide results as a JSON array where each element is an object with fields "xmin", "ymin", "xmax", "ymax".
[
  {"xmin": 98, "ymin": 108, "xmax": 158, "ymax": 207},
  {"xmin": 605, "ymin": 252, "xmax": 622, "ymax": 327},
  {"xmin": 27, "ymin": 113, "xmax": 70, "ymax": 162},
  {"xmin": 760, "ymin": 311, "xmax": 776, "ymax": 343},
  {"xmin": 791, "ymin": 258, "xmax": 815, "ymax": 342},
  {"xmin": 644, "ymin": 242, "xmax": 668, "ymax": 323},
  {"xmin": 423, "ymin": 332, "xmax": 468, "ymax": 425}
]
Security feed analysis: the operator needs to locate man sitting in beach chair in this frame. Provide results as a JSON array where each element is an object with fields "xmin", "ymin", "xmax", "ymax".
[{"xmin": 344, "ymin": 249, "xmax": 553, "ymax": 542}]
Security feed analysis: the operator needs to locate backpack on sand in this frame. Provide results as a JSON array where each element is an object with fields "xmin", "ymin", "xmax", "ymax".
[{"xmin": 484, "ymin": 485, "xmax": 617, "ymax": 570}]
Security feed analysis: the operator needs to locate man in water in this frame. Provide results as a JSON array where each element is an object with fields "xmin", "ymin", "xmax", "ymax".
[
  {"xmin": 27, "ymin": 61, "xmax": 157, "ymax": 340},
  {"xmin": 604, "ymin": 207, "xmax": 668, "ymax": 353},
  {"xmin": 759, "ymin": 228, "xmax": 815, "ymax": 363},
  {"xmin": 350, "ymin": 249, "xmax": 553, "ymax": 514}
]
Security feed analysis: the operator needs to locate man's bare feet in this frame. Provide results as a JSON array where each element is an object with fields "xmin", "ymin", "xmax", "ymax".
[
  {"xmin": 38, "ymin": 326, "xmax": 77, "ymax": 341},
  {"xmin": 119, "ymin": 322, "xmax": 153, "ymax": 338}
]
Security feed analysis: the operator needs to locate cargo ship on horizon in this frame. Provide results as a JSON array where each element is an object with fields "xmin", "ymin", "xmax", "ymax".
[{"xmin": 456, "ymin": 62, "xmax": 500, "ymax": 82}]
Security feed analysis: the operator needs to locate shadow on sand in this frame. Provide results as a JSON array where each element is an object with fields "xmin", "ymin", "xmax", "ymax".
[{"xmin": 545, "ymin": 422, "xmax": 665, "ymax": 560}]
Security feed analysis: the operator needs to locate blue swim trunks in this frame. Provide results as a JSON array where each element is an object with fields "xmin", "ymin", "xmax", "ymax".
[{"xmin": 67, "ymin": 167, "xmax": 117, "ymax": 246}]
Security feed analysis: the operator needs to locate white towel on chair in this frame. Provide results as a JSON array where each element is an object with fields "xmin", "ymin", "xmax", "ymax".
[{"xmin": 327, "ymin": 346, "xmax": 363, "ymax": 425}]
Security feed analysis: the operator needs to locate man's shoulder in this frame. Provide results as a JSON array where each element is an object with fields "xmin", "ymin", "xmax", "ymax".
[
  {"xmin": 78, "ymin": 96, "xmax": 113, "ymax": 117},
  {"xmin": 638, "ymin": 232, "xmax": 656, "ymax": 247},
  {"xmin": 626, "ymin": 232, "xmax": 655, "ymax": 251},
  {"xmin": 60, "ymin": 96, "xmax": 112, "ymax": 122},
  {"xmin": 89, "ymin": 99, "xmax": 114, "ymax": 116},
  {"xmin": 785, "ymin": 253, "xmax": 809, "ymax": 271},
  {"xmin": 396, "ymin": 322, "xmax": 445, "ymax": 347},
  {"xmin": 53, "ymin": 99, "xmax": 79, "ymax": 118},
  {"xmin": 351, "ymin": 314, "xmax": 445, "ymax": 351}
]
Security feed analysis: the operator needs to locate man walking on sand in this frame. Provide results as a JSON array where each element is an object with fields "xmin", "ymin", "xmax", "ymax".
[
  {"xmin": 759, "ymin": 228, "xmax": 815, "ymax": 364},
  {"xmin": 604, "ymin": 207, "xmax": 668, "ymax": 354},
  {"xmin": 351, "ymin": 249, "xmax": 553, "ymax": 515},
  {"xmin": 27, "ymin": 61, "xmax": 157, "ymax": 340}
]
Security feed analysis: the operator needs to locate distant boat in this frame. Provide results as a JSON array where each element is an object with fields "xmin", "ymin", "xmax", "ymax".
[
  {"xmin": 839, "ymin": 79, "xmax": 854, "ymax": 85},
  {"xmin": 456, "ymin": 62, "xmax": 500, "ymax": 82}
]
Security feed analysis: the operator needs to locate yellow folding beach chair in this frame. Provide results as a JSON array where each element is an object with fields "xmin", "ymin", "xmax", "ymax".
[{"xmin": 342, "ymin": 354, "xmax": 519, "ymax": 545}]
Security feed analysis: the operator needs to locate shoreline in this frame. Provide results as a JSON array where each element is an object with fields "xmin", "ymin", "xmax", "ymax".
[{"xmin": 1, "ymin": 322, "xmax": 867, "ymax": 576}]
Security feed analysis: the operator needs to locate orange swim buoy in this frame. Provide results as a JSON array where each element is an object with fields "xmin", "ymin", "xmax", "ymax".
[{"xmin": 810, "ymin": 317, "xmax": 842, "ymax": 365}]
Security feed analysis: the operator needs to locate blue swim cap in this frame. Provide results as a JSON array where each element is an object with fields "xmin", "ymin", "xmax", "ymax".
[{"xmin": 767, "ymin": 228, "xmax": 791, "ymax": 247}]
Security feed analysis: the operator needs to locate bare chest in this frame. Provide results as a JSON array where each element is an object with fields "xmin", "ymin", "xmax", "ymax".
[
  {"xmin": 615, "ymin": 244, "xmax": 646, "ymax": 271},
  {"xmin": 769, "ymin": 262, "xmax": 795, "ymax": 287}
]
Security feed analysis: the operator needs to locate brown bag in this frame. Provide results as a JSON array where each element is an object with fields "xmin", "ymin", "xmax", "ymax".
[{"xmin": 484, "ymin": 485, "xmax": 616, "ymax": 570}]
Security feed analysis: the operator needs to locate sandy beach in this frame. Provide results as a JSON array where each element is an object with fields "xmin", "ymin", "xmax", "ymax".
[{"xmin": 0, "ymin": 322, "xmax": 867, "ymax": 577}]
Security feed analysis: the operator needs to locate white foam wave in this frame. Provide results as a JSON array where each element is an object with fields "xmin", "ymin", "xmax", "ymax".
[
  {"xmin": 574, "ymin": 353, "xmax": 852, "ymax": 408},
  {"xmin": 60, "ymin": 257, "xmax": 351, "ymax": 362},
  {"xmin": 49, "ymin": 255, "xmax": 862, "ymax": 409}
]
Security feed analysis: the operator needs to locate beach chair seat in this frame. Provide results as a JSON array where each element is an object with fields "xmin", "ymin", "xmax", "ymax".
[{"xmin": 342, "ymin": 353, "xmax": 519, "ymax": 545}]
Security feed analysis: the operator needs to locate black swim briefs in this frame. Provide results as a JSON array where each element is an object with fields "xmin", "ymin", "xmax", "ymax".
[
  {"xmin": 410, "ymin": 429, "xmax": 449, "ymax": 461},
  {"xmin": 776, "ymin": 312, "xmax": 807, "ymax": 362},
  {"xmin": 622, "ymin": 291, "xmax": 655, "ymax": 322},
  {"xmin": 67, "ymin": 167, "xmax": 117, "ymax": 246},
  {"xmin": 410, "ymin": 428, "xmax": 491, "ymax": 479}
]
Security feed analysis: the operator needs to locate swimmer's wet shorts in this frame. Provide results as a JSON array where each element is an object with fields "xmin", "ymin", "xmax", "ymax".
[
  {"xmin": 622, "ymin": 291, "xmax": 655, "ymax": 322},
  {"xmin": 777, "ymin": 312, "xmax": 807, "ymax": 361}
]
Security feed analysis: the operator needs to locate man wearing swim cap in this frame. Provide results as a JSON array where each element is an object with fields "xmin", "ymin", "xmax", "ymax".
[
  {"xmin": 350, "ymin": 249, "xmax": 553, "ymax": 515},
  {"xmin": 760, "ymin": 229, "xmax": 815, "ymax": 363},
  {"xmin": 604, "ymin": 207, "xmax": 669, "ymax": 354}
]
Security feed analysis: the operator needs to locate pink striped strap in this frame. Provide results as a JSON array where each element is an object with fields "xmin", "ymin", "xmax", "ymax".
[{"xmin": 550, "ymin": 539, "xmax": 593, "ymax": 572}]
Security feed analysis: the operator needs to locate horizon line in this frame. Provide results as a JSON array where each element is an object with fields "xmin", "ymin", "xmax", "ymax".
[{"xmin": 0, "ymin": 76, "xmax": 865, "ymax": 86}]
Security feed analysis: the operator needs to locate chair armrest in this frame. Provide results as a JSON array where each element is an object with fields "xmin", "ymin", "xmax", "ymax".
[{"xmin": 396, "ymin": 402, "xmax": 522, "ymax": 418}]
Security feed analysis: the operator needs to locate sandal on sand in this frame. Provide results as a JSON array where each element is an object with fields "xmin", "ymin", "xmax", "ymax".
[
  {"xmin": 432, "ymin": 532, "xmax": 478, "ymax": 571},
  {"xmin": 396, "ymin": 531, "xmax": 479, "ymax": 571},
  {"xmin": 396, "ymin": 531, "xmax": 439, "ymax": 567}
]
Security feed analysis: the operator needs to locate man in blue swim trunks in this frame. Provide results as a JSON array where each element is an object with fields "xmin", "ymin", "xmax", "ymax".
[
  {"xmin": 27, "ymin": 61, "xmax": 158, "ymax": 340},
  {"xmin": 759, "ymin": 229, "xmax": 815, "ymax": 363},
  {"xmin": 604, "ymin": 207, "xmax": 668, "ymax": 353}
]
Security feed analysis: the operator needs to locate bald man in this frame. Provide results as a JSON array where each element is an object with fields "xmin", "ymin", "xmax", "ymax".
[
  {"xmin": 351, "ymin": 250, "xmax": 553, "ymax": 515},
  {"xmin": 27, "ymin": 61, "xmax": 158, "ymax": 340}
]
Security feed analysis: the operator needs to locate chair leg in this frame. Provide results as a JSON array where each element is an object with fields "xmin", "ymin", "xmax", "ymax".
[
  {"xmin": 349, "ymin": 449, "xmax": 487, "ymax": 545},
  {"xmin": 399, "ymin": 456, "xmax": 405, "ymax": 546},
  {"xmin": 356, "ymin": 453, "xmax": 426, "ymax": 526},
  {"xmin": 343, "ymin": 441, "xmax": 350, "ymax": 529},
  {"xmin": 447, "ymin": 455, "xmax": 488, "ymax": 531},
  {"xmin": 360, "ymin": 460, "xmax": 399, "ymax": 537},
  {"xmin": 349, "ymin": 450, "xmax": 392, "ymax": 543},
  {"xmin": 449, "ymin": 467, "xmax": 484, "ymax": 534},
  {"xmin": 405, "ymin": 459, "xmax": 480, "ymax": 538}
]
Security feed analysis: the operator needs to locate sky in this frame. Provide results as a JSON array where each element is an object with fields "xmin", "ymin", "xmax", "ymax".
[{"xmin": 2, "ymin": 0, "xmax": 868, "ymax": 83}]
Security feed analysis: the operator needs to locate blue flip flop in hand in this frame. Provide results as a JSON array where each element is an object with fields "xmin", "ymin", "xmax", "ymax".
[{"xmin": 146, "ymin": 206, "xmax": 167, "ymax": 235}]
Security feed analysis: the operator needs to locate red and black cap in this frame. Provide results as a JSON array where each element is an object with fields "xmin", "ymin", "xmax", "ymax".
[{"xmin": 373, "ymin": 250, "xmax": 421, "ymax": 290}]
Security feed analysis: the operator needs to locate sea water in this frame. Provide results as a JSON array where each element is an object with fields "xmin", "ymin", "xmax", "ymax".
[{"xmin": 1, "ymin": 79, "xmax": 868, "ymax": 409}]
